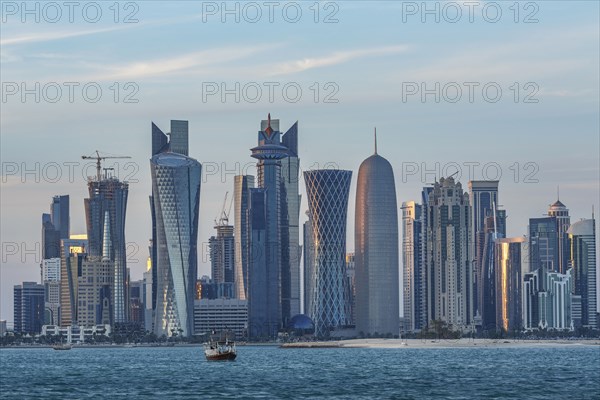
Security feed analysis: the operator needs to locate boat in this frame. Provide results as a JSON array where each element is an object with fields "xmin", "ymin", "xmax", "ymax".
[
  {"xmin": 52, "ymin": 343, "xmax": 72, "ymax": 351},
  {"xmin": 204, "ymin": 331, "xmax": 237, "ymax": 361}
]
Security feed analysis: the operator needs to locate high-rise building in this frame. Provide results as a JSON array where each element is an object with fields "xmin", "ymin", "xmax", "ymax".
[
  {"xmin": 84, "ymin": 171, "xmax": 129, "ymax": 324},
  {"xmin": 567, "ymin": 218, "xmax": 597, "ymax": 329},
  {"xmin": 42, "ymin": 258, "xmax": 61, "ymax": 325},
  {"xmin": 468, "ymin": 181, "xmax": 499, "ymax": 318},
  {"xmin": 423, "ymin": 177, "xmax": 473, "ymax": 331},
  {"xmin": 209, "ymin": 219, "xmax": 235, "ymax": 285},
  {"xmin": 281, "ymin": 121, "xmax": 301, "ymax": 319},
  {"xmin": 77, "ymin": 257, "xmax": 113, "ymax": 327},
  {"xmin": 303, "ymin": 212, "xmax": 314, "ymax": 316},
  {"xmin": 233, "ymin": 175, "xmax": 255, "ymax": 300},
  {"xmin": 151, "ymin": 123, "xmax": 201, "ymax": 337},
  {"xmin": 51, "ymin": 195, "xmax": 70, "ymax": 239},
  {"xmin": 59, "ymin": 238, "xmax": 87, "ymax": 327},
  {"xmin": 14, "ymin": 282, "xmax": 45, "ymax": 334},
  {"xmin": 304, "ymin": 169, "xmax": 352, "ymax": 337},
  {"xmin": 345, "ymin": 253, "xmax": 356, "ymax": 326},
  {"xmin": 478, "ymin": 209, "xmax": 506, "ymax": 330},
  {"xmin": 247, "ymin": 188, "xmax": 279, "ymax": 339},
  {"xmin": 129, "ymin": 280, "xmax": 144, "ymax": 325},
  {"xmin": 42, "ymin": 195, "xmax": 70, "ymax": 282},
  {"xmin": 247, "ymin": 115, "xmax": 289, "ymax": 338},
  {"xmin": 355, "ymin": 134, "xmax": 400, "ymax": 336},
  {"xmin": 494, "ymin": 237, "xmax": 528, "ymax": 332},
  {"xmin": 523, "ymin": 268, "xmax": 573, "ymax": 331},
  {"xmin": 548, "ymin": 199, "xmax": 570, "ymax": 274},
  {"xmin": 402, "ymin": 201, "xmax": 422, "ymax": 332},
  {"xmin": 529, "ymin": 217, "xmax": 559, "ymax": 272}
]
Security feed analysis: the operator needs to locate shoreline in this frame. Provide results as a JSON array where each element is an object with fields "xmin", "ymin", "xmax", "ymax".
[{"xmin": 281, "ymin": 338, "xmax": 600, "ymax": 349}]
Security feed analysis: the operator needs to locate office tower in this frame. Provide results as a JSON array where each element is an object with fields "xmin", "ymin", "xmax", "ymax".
[
  {"xmin": 13, "ymin": 282, "xmax": 45, "ymax": 334},
  {"xmin": 402, "ymin": 201, "xmax": 422, "ymax": 332},
  {"xmin": 523, "ymin": 268, "xmax": 573, "ymax": 331},
  {"xmin": 567, "ymin": 218, "xmax": 597, "ymax": 329},
  {"xmin": 59, "ymin": 238, "xmax": 87, "ymax": 327},
  {"xmin": 478, "ymin": 209, "xmax": 507, "ymax": 329},
  {"xmin": 281, "ymin": 121, "xmax": 301, "ymax": 319},
  {"xmin": 51, "ymin": 195, "xmax": 70, "ymax": 239},
  {"xmin": 494, "ymin": 237, "xmax": 528, "ymax": 332},
  {"xmin": 233, "ymin": 175, "xmax": 255, "ymax": 300},
  {"xmin": 304, "ymin": 169, "xmax": 352, "ymax": 337},
  {"xmin": 42, "ymin": 258, "xmax": 61, "ymax": 325},
  {"xmin": 77, "ymin": 258, "xmax": 113, "ymax": 327},
  {"xmin": 529, "ymin": 217, "xmax": 559, "ymax": 272},
  {"xmin": 248, "ymin": 115, "xmax": 290, "ymax": 338},
  {"xmin": 196, "ymin": 276, "xmax": 235, "ymax": 300},
  {"xmin": 247, "ymin": 188, "xmax": 279, "ymax": 339},
  {"xmin": 209, "ymin": 214, "xmax": 235, "ymax": 285},
  {"xmin": 355, "ymin": 134, "xmax": 400, "ymax": 336},
  {"xmin": 468, "ymin": 181, "xmax": 499, "ymax": 318},
  {"xmin": 417, "ymin": 187, "xmax": 434, "ymax": 330},
  {"xmin": 84, "ymin": 168, "xmax": 129, "ymax": 323},
  {"xmin": 423, "ymin": 177, "xmax": 473, "ymax": 331},
  {"xmin": 548, "ymin": 199, "xmax": 570, "ymax": 274},
  {"xmin": 151, "ymin": 121, "xmax": 201, "ymax": 337},
  {"xmin": 346, "ymin": 253, "xmax": 356, "ymax": 326},
  {"xmin": 129, "ymin": 280, "xmax": 144, "ymax": 325},
  {"xmin": 42, "ymin": 214, "xmax": 60, "ymax": 260},
  {"xmin": 303, "ymin": 212, "xmax": 315, "ymax": 316}
]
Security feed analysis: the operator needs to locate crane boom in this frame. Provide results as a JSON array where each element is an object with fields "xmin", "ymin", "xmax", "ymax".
[{"xmin": 81, "ymin": 150, "xmax": 131, "ymax": 181}]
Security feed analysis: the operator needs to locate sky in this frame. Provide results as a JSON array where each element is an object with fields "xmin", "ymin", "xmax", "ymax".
[{"xmin": 1, "ymin": 1, "xmax": 599, "ymax": 323}]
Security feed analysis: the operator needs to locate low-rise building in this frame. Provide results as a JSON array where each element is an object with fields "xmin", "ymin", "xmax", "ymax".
[{"xmin": 194, "ymin": 298, "xmax": 247, "ymax": 340}]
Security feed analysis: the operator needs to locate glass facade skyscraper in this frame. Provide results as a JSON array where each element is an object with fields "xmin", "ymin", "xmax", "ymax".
[
  {"xmin": 233, "ymin": 175, "xmax": 255, "ymax": 300},
  {"xmin": 355, "ymin": 137, "xmax": 400, "ymax": 336},
  {"xmin": 567, "ymin": 218, "xmax": 597, "ymax": 329},
  {"xmin": 529, "ymin": 217, "xmax": 559, "ymax": 272},
  {"xmin": 150, "ymin": 120, "xmax": 201, "ymax": 337},
  {"xmin": 494, "ymin": 237, "xmax": 528, "ymax": 332},
  {"xmin": 304, "ymin": 169, "xmax": 352, "ymax": 337},
  {"xmin": 402, "ymin": 201, "xmax": 422, "ymax": 332}
]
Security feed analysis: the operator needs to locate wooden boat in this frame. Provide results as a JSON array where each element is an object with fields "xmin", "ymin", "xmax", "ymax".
[{"xmin": 204, "ymin": 340, "xmax": 237, "ymax": 361}]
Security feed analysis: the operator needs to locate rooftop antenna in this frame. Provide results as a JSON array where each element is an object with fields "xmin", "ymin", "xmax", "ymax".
[
  {"xmin": 374, "ymin": 127, "xmax": 378, "ymax": 155},
  {"xmin": 557, "ymin": 185, "xmax": 560, "ymax": 201}
]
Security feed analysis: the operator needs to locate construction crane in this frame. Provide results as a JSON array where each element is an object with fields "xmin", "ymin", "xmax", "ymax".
[
  {"xmin": 214, "ymin": 192, "xmax": 231, "ymax": 227},
  {"xmin": 81, "ymin": 150, "xmax": 131, "ymax": 181}
]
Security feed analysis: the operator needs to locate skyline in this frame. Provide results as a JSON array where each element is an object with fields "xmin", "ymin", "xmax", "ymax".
[{"xmin": 2, "ymin": 1, "xmax": 599, "ymax": 323}]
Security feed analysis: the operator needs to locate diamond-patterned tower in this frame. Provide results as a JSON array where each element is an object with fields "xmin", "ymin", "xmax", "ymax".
[
  {"xmin": 304, "ymin": 169, "xmax": 352, "ymax": 337},
  {"xmin": 150, "ymin": 121, "xmax": 201, "ymax": 338}
]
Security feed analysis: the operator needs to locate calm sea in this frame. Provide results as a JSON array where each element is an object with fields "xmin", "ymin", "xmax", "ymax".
[{"xmin": 1, "ymin": 345, "xmax": 599, "ymax": 399}]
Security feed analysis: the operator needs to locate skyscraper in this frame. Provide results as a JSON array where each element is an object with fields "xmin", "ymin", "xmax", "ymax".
[
  {"xmin": 548, "ymin": 199, "xmax": 570, "ymax": 274},
  {"xmin": 494, "ymin": 237, "xmax": 528, "ymax": 332},
  {"xmin": 42, "ymin": 258, "xmax": 61, "ymax": 325},
  {"xmin": 209, "ymin": 221, "xmax": 235, "ymax": 285},
  {"xmin": 281, "ymin": 121, "xmax": 301, "ymax": 320},
  {"xmin": 529, "ymin": 217, "xmax": 559, "ymax": 272},
  {"xmin": 303, "ymin": 212, "xmax": 315, "ymax": 316},
  {"xmin": 479, "ymin": 209, "xmax": 506, "ymax": 330},
  {"xmin": 248, "ymin": 114, "xmax": 292, "ymax": 338},
  {"xmin": 233, "ymin": 175, "xmax": 255, "ymax": 300},
  {"xmin": 402, "ymin": 201, "xmax": 423, "ymax": 332},
  {"xmin": 51, "ymin": 195, "xmax": 70, "ymax": 239},
  {"xmin": 304, "ymin": 169, "xmax": 352, "ymax": 337},
  {"xmin": 13, "ymin": 282, "xmax": 44, "ymax": 334},
  {"xmin": 355, "ymin": 134, "xmax": 400, "ymax": 336},
  {"xmin": 84, "ymin": 172, "xmax": 129, "ymax": 323},
  {"xmin": 150, "ymin": 120, "xmax": 200, "ymax": 337},
  {"xmin": 567, "ymin": 218, "xmax": 597, "ymax": 329},
  {"xmin": 59, "ymin": 238, "xmax": 87, "ymax": 327},
  {"xmin": 468, "ymin": 181, "xmax": 499, "ymax": 318},
  {"xmin": 523, "ymin": 268, "xmax": 573, "ymax": 331},
  {"xmin": 424, "ymin": 176, "xmax": 473, "ymax": 331}
]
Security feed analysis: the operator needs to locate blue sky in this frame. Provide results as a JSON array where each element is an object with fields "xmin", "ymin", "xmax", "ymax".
[{"xmin": 1, "ymin": 1, "xmax": 599, "ymax": 322}]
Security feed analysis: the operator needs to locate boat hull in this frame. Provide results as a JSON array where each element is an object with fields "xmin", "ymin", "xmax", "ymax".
[{"xmin": 205, "ymin": 351, "xmax": 237, "ymax": 361}]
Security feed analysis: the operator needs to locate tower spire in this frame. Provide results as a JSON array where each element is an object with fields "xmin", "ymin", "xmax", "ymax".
[
  {"xmin": 374, "ymin": 127, "xmax": 378, "ymax": 155},
  {"xmin": 557, "ymin": 185, "xmax": 560, "ymax": 201}
]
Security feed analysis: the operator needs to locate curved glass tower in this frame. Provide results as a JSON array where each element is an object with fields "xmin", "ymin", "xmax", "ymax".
[
  {"xmin": 151, "ymin": 151, "xmax": 201, "ymax": 337},
  {"xmin": 355, "ymin": 133, "xmax": 399, "ymax": 336},
  {"xmin": 304, "ymin": 169, "xmax": 352, "ymax": 337}
]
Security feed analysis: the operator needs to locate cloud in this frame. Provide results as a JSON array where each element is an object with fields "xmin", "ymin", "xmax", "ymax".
[
  {"xmin": 268, "ymin": 45, "xmax": 410, "ymax": 76},
  {"xmin": 0, "ymin": 25, "xmax": 131, "ymax": 46}
]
